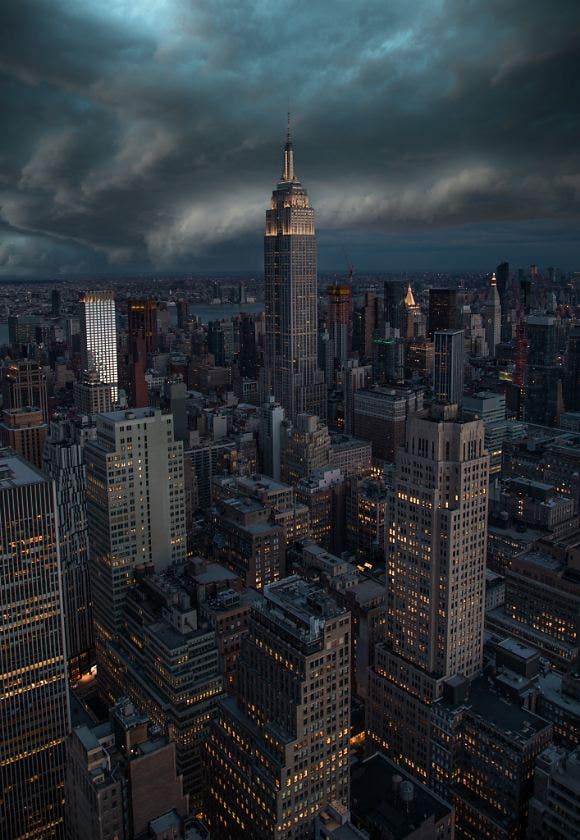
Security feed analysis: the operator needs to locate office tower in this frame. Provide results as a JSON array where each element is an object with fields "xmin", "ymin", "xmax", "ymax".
[
  {"xmin": 329, "ymin": 433, "xmax": 372, "ymax": 478},
  {"xmin": 51, "ymin": 287, "xmax": 61, "ymax": 316},
  {"xmin": 372, "ymin": 327, "xmax": 406, "ymax": 384},
  {"xmin": 43, "ymin": 418, "xmax": 94, "ymax": 678},
  {"xmin": 127, "ymin": 298, "xmax": 157, "ymax": 408},
  {"xmin": 383, "ymin": 279, "xmax": 407, "ymax": 333},
  {"xmin": 176, "ymin": 298, "xmax": 189, "ymax": 330},
  {"xmin": 205, "ymin": 577, "xmax": 351, "ymax": 839},
  {"xmin": 281, "ymin": 413, "xmax": 331, "ymax": 484},
  {"xmin": 461, "ymin": 391, "xmax": 507, "ymax": 474},
  {"xmin": 495, "ymin": 261, "xmax": 511, "ymax": 341},
  {"xmin": 432, "ymin": 677, "xmax": 552, "ymax": 839},
  {"xmin": 73, "ymin": 368, "xmax": 113, "ymax": 417},
  {"xmin": 296, "ymin": 466, "xmax": 345, "ymax": 552},
  {"xmin": 2, "ymin": 358, "xmax": 49, "ymax": 421},
  {"xmin": 346, "ymin": 474, "xmax": 388, "ymax": 566},
  {"xmin": 85, "ymin": 408, "xmax": 186, "ymax": 695},
  {"xmin": 238, "ymin": 312, "xmax": 259, "ymax": 379},
  {"xmin": 65, "ymin": 697, "xmax": 189, "ymax": 840},
  {"xmin": 0, "ymin": 406, "xmax": 48, "ymax": 468},
  {"xmin": 342, "ymin": 359, "xmax": 369, "ymax": 435},
  {"xmin": 428, "ymin": 288, "xmax": 459, "ymax": 338},
  {"xmin": 406, "ymin": 337, "xmax": 434, "ymax": 379},
  {"xmin": 328, "ymin": 281, "xmax": 352, "ymax": 338},
  {"xmin": 103, "ymin": 570, "xmax": 224, "ymax": 805},
  {"xmin": 367, "ymin": 405, "xmax": 489, "ymax": 779},
  {"xmin": 565, "ymin": 324, "xmax": 580, "ymax": 412},
  {"xmin": 353, "ymin": 385, "xmax": 424, "ymax": 462},
  {"xmin": 484, "ymin": 272, "xmax": 502, "ymax": 358},
  {"xmin": 524, "ymin": 314, "xmax": 562, "ymax": 426},
  {"xmin": 207, "ymin": 319, "xmax": 227, "ymax": 367},
  {"xmin": 528, "ymin": 745, "xmax": 580, "ymax": 839},
  {"xmin": 263, "ymin": 120, "xmax": 325, "ymax": 420},
  {"xmin": 361, "ymin": 292, "xmax": 382, "ymax": 359},
  {"xmin": 211, "ymin": 496, "xmax": 285, "ymax": 589},
  {"xmin": 0, "ymin": 449, "xmax": 69, "ymax": 839},
  {"xmin": 259, "ymin": 396, "xmax": 285, "ymax": 480},
  {"xmin": 327, "ymin": 281, "xmax": 352, "ymax": 369},
  {"xmin": 80, "ymin": 290, "xmax": 119, "ymax": 401},
  {"xmin": 433, "ymin": 330, "xmax": 464, "ymax": 404}
]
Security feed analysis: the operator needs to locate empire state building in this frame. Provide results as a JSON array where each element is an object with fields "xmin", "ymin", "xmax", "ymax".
[{"xmin": 263, "ymin": 120, "xmax": 325, "ymax": 421}]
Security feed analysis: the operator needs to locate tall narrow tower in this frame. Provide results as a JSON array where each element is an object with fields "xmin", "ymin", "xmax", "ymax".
[
  {"xmin": 484, "ymin": 271, "xmax": 502, "ymax": 358},
  {"xmin": 263, "ymin": 118, "xmax": 325, "ymax": 421},
  {"xmin": 80, "ymin": 291, "xmax": 119, "ymax": 402}
]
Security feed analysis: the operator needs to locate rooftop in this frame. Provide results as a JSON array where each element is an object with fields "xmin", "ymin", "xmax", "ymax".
[
  {"xmin": 0, "ymin": 448, "xmax": 46, "ymax": 488},
  {"xmin": 260, "ymin": 576, "xmax": 345, "ymax": 643},
  {"xmin": 351, "ymin": 752, "xmax": 452, "ymax": 839}
]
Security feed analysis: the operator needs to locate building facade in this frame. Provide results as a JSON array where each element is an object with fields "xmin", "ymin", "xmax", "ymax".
[{"xmin": 80, "ymin": 290, "xmax": 119, "ymax": 401}]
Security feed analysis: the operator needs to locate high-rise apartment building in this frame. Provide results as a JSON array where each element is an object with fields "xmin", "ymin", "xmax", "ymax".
[
  {"xmin": 327, "ymin": 281, "xmax": 352, "ymax": 365},
  {"xmin": 80, "ymin": 290, "xmax": 119, "ymax": 401},
  {"xmin": 433, "ymin": 330, "xmax": 464, "ymax": 404},
  {"xmin": 205, "ymin": 577, "xmax": 351, "ymax": 839},
  {"xmin": 0, "ymin": 449, "xmax": 69, "ymax": 839},
  {"xmin": 353, "ymin": 386, "xmax": 424, "ymax": 462},
  {"xmin": 263, "ymin": 121, "xmax": 325, "ymax": 421},
  {"xmin": 367, "ymin": 405, "xmax": 489, "ymax": 780},
  {"xmin": 84, "ymin": 408, "xmax": 186, "ymax": 694},
  {"xmin": 43, "ymin": 418, "xmax": 95, "ymax": 678}
]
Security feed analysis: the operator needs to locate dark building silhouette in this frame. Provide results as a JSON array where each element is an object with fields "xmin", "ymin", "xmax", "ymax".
[{"xmin": 428, "ymin": 288, "xmax": 460, "ymax": 338}]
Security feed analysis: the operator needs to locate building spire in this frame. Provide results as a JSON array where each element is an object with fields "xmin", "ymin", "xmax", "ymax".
[
  {"xmin": 282, "ymin": 112, "xmax": 295, "ymax": 182},
  {"xmin": 491, "ymin": 271, "xmax": 497, "ymax": 287}
]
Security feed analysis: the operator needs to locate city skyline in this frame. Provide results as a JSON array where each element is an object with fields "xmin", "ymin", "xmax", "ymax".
[{"xmin": 1, "ymin": 1, "xmax": 579, "ymax": 278}]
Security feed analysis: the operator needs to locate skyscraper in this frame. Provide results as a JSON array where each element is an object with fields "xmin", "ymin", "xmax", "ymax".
[
  {"xmin": 259, "ymin": 396, "xmax": 285, "ymax": 480},
  {"xmin": 0, "ymin": 449, "xmax": 69, "ymax": 839},
  {"xmin": 43, "ymin": 417, "xmax": 95, "ymax": 678},
  {"xmin": 495, "ymin": 261, "xmax": 512, "ymax": 342},
  {"xmin": 263, "ymin": 119, "xmax": 325, "ymax": 421},
  {"xmin": 433, "ymin": 329, "xmax": 464, "ymax": 404},
  {"xmin": 428, "ymin": 288, "xmax": 459, "ymax": 338},
  {"xmin": 127, "ymin": 298, "xmax": 158, "ymax": 407},
  {"xmin": 383, "ymin": 279, "xmax": 407, "ymax": 333},
  {"xmin": 484, "ymin": 271, "xmax": 502, "ymax": 358},
  {"xmin": 80, "ymin": 291, "xmax": 119, "ymax": 402},
  {"xmin": 84, "ymin": 408, "xmax": 186, "ymax": 697},
  {"xmin": 205, "ymin": 577, "xmax": 351, "ymax": 838},
  {"xmin": 367, "ymin": 405, "xmax": 489, "ymax": 780},
  {"xmin": 2, "ymin": 358, "xmax": 49, "ymax": 422}
]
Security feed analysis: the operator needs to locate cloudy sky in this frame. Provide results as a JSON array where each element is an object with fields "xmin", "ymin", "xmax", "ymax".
[{"xmin": 1, "ymin": 0, "xmax": 579, "ymax": 277}]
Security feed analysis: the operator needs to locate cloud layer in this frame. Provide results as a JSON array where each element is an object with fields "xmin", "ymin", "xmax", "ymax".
[{"xmin": 1, "ymin": 0, "xmax": 579, "ymax": 276}]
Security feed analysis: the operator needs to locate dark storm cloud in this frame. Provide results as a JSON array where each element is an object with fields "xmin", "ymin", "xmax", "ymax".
[{"xmin": 0, "ymin": 0, "xmax": 579, "ymax": 276}]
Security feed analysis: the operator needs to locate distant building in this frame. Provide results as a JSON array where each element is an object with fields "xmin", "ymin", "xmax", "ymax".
[
  {"xmin": 433, "ymin": 330, "xmax": 464, "ymax": 404},
  {"xmin": 428, "ymin": 288, "xmax": 460, "ymax": 338},
  {"xmin": 80, "ymin": 290, "xmax": 119, "ymax": 401}
]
